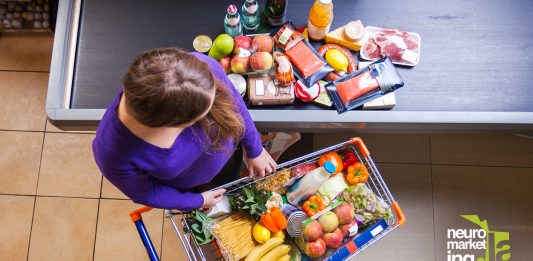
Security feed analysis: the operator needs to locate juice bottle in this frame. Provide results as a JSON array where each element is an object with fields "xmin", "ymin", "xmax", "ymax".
[
  {"xmin": 307, "ymin": 0, "xmax": 334, "ymax": 41},
  {"xmin": 286, "ymin": 161, "xmax": 335, "ymax": 206}
]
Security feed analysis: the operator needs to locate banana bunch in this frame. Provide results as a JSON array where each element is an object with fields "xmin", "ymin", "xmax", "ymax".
[{"xmin": 244, "ymin": 237, "xmax": 292, "ymax": 261}]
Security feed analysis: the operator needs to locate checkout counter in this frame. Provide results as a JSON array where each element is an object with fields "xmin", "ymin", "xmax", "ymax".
[{"xmin": 45, "ymin": 0, "xmax": 533, "ymax": 132}]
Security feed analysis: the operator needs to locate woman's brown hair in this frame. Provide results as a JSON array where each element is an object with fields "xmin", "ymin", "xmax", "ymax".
[{"xmin": 122, "ymin": 47, "xmax": 244, "ymax": 150}]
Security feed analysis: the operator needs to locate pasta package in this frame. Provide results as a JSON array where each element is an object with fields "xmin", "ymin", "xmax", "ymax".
[
  {"xmin": 272, "ymin": 21, "xmax": 334, "ymax": 87},
  {"xmin": 325, "ymin": 57, "xmax": 404, "ymax": 114}
]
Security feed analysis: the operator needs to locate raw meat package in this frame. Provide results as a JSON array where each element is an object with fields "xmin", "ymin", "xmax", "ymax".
[
  {"xmin": 271, "ymin": 21, "xmax": 334, "ymax": 87},
  {"xmin": 325, "ymin": 57, "xmax": 404, "ymax": 114},
  {"xmin": 361, "ymin": 26, "xmax": 421, "ymax": 66},
  {"xmin": 247, "ymin": 74, "xmax": 295, "ymax": 105}
]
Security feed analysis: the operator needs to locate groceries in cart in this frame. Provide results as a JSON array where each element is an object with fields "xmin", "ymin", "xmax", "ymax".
[{"xmin": 172, "ymin": 139, "xmax": 402, "ymax": 261}]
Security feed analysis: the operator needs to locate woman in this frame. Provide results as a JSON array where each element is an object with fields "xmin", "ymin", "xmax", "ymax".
[{"xmin": 92, "ymin": 48, "xmax": 276, "ymax": 211}]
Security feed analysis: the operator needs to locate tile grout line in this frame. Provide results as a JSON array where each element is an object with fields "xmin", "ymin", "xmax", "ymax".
[
  {"xmin": 91, "ymin": 198, "xmax": 101, "ymax": 261},
  {"xmin": 92, "ymin": 175, "xmax": 104, "ymax": 261},
  {"xmin": 0, "ymin": 69, "xmax": 50, "ymax": 73},
  {"xmin": 429, "ymin": 134, "xmax": 438, "ymax": 261},
  {"xmin": 25, "ymin": 130, "xmax": 47, "ymax": 261}
]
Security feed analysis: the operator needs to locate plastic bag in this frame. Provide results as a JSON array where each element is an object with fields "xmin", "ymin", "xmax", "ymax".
[{"xmin": 325, "ymin": 57, "xmax": 404, "ymax": 114}]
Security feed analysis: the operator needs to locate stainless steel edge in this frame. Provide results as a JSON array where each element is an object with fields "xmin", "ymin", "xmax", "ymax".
[
  {"xmin": 45, "ymin": 0, "xmax": 80, "ymax": 120},
  {"xmin": 48, "ymin": 107, "xmax": 533, "ymax": 133}
]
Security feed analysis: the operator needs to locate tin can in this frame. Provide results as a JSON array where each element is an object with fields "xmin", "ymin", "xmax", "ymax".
[
  {"xmin": 286, "ymin": 210, "xmax": 307, "ymax": 238},
  {"xmin": 192, "ymin": 35, "xmax": 213, "ymax": 53},
  {"xmin": 227, "ymin": 74, "xmax": 246, "ymax": 97}
]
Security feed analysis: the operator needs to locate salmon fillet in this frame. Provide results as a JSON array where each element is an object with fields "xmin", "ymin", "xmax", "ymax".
[
  {"xmin": 285, "ymin": 41, "xmax": 325, "ymax": 78},
  {"xmin": 336, "ymin": 71, "xmax": 379, "ymax": 104}
]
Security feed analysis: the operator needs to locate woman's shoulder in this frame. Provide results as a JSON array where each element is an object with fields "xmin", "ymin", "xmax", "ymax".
[{"xmin": 189, "ymin": 52, "xmax": 227, "ymax": 80}]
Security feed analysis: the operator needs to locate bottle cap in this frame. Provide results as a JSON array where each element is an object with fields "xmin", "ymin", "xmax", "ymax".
[
  {"xmin": 227, "ymin": 4, "xmax": 238, "ymax": 15},
  {"xmin": 323, "ymin": 161, "xmax": 335, "ymax": 174},
  {"xmin": 319, "ymin": 0, "xmax": 332, "ymax": 4}
]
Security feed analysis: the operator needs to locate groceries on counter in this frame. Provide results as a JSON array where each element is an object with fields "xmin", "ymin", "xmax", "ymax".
[
  {"xmin": 272, "ymin": 22, "xmax": 334, "ymax": 86},
  {"xmin": 294, "ymin": 80, "xmax": 320, "ymax": 102},
  {"xmin": 307, "ymin": 0, "xmax": 334, "ymax": 41},
  {"xmin": 361, "ymin": 26, "xmax": 421, "ymax": 66},
  {"xmin": 274, "ymin": 53, "xmax": 295, "ymax": 86},
  {"xmin": 313, "ymin": 80, "xmax": 334, "ymax": 107},
  {"xmin": 265, "ymin": 0, "xmax": 288, "ymax": 26},
  {"xmin": 325, "ymin": 20, "xmax": 364, "ymax": 51},
  {"xmin": 224, "ymin": 4, "xmax": 243, "ymax": 37},
  {"xmin": 242, "ymin": 0, "xmax": 260, "ymax": 33},
  {"xmin": 248, "ymin": 74, "xmax": 295, "ymax": 105},
  {"xmin": 318, "ymin": 44, "xmax": 358, "ymax": 81},
  {"xmin": 326, "ymin": 57, "xmax": 405, "ymax": 114}
]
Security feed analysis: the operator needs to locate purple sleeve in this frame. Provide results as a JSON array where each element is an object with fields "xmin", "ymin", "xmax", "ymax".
[
  {"xmin": 192, "ymin": 52, "xmax": 263, "ymax": 158},
  {"xmin": 93, "ymin": 140, "xmax": 204, "ymax": 211}
]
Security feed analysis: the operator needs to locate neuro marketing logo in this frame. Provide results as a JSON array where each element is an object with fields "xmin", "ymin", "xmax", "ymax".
[{"xmin": 447, "ymin": 215, "xmax": 511, "ymax": 261}]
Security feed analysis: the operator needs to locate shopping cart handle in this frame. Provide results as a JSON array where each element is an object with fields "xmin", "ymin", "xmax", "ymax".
[
  {"xmin": 392, "ymin": 202, "xmax": 406, "ymax": 227},
  {"xmin": 349, "ymin": 137, "xmax": 370, "ymax": 157},
  {"xmin": 129, "ymin": 206, "xmax": 153, "ymax": 222}
]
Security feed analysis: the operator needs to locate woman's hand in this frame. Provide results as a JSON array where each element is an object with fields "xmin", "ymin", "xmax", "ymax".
[
  {"xmin": 246, "ymin": 148, "xmax": 277, "ymax": 178},
  {"xmin": 201, "ymin": 188, "xmax": 226, "ymax": 209}
]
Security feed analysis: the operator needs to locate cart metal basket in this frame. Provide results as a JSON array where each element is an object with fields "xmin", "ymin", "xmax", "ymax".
[{"xmin": 130, "ymin": 137, "xmax": 406, "ymax": 261}]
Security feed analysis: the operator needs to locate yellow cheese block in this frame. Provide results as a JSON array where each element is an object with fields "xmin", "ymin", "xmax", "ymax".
[{"xmin": 325, "ymin": 26, "xmax": 363, "ymax": 51}]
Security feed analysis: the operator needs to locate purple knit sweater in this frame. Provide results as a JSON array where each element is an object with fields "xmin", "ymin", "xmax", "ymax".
[{"xmin": 92, "ymin": 52, "xmax": 262, "ymax": 211}]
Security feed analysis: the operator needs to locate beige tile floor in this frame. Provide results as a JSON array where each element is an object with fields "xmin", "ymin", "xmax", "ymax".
[{"xmin": 0, "ymin": 35, "xmax": 532, "ymax": 261}]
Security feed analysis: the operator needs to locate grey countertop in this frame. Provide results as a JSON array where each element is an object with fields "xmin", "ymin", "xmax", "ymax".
[{"xmin": 46, "ymin": 0, "xmax": 533, "ymax": 132}]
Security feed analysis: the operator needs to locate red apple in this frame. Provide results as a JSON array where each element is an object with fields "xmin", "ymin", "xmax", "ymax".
[
  {"xmin": 252, "ymin": 35, "xmax": 274, "ymax": 53},
  {"xmin": 219, "ymin": 57, "xmax": 232, "ymax": 74},
  {"xmin": 318, "ymin": 211, "xmax": 339, "ymax": 233},
  {"xmin": 302, "ymin": 220, "xmax": 323, "ymax": 241},
  {"xmin": 339, "ymin": 219, "xmax": 357, "ymax": 238},
  {"xmin": 233, "ymin": 35, "xmax": 252, "ymax": 55},
  {"xmin": 322, "ymin": 228, "xmax": 343, "ymax": 249},
  {"xmin": 333, "ymin": 202, "xmax": 355, "ymax": 225},
  {"xmin": 305, "ymin": 238, "xmax": 327, "ymax": 258},
  {"xmin": 249, "ymin": 52, "xmax": 273, "ymax": 71},
  {"xmin": 230, "ymin": 55, "xmax": 250, "ymax": 74}
]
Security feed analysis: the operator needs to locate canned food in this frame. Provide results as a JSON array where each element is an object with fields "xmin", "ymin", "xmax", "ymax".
[
  {"xmin": 193, "ymin": 35, "xmax": 213, "ymax": 53},
  {"xmin": 227, "ymin": 74, "xmax": 246, "ymax": 97},
  {"xmin": 286, "ymin": 210, "xmax": 307, "ymax": 238}
]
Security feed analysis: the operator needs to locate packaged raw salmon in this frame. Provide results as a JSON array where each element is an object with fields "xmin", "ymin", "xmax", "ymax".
[
  {"xmin": 325, "ymin": 57, "xmax": 404, "ymax": 114},
  {"xmin": 272, "ymin": 21, "xmax": 334, "ymax": 87}
]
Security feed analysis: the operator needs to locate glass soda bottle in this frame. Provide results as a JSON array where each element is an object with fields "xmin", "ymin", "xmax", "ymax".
[
  {"xmin": 241, "ymin": 0, "xmax": 260, "ymax": 33},
  {"xmin": 307, "ymin": 0, "xmax": 334, "ymax": 41},
  {"xmin": 224, "ymin": 4, "xmax": 243, "ymax": 37},
  {"xmin": 265, "ymin": 0, "xmax": 288, "ymax": 27}
]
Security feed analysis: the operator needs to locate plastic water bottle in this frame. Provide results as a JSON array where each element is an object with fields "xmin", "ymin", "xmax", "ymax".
[
  {"xmin": 286, "ymin": 161, "xmax": 336, "ymax": 206},
  {"xmin": 224, "ymin": 4, "xmax": 243, "ymax": 37},
  {"xmin": 241, "ymin": 0, "xmax": 260, "ymax": 33}
]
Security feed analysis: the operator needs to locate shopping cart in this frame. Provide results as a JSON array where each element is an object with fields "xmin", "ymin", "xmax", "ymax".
[{"xmin": 130, "ymin": 137, "xmax": 406, "ymax": 261}]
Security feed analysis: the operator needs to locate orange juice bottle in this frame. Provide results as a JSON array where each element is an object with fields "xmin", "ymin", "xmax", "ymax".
[{"xmin": 307, "ymin": 0, "xmax": 334, "ymax": 41}]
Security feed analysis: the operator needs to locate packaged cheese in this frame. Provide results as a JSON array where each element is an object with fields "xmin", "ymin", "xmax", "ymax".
[{"xmin": 325, "ymin": 21, "xmax": 364, "ymax": 51}]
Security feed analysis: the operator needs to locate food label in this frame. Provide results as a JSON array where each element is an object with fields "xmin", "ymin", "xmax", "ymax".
[
  {"xmin": 278, "ymin": 27, "xmax": 294, "ymax": 45},
  {"xmin": 255, "ymin": 79, "xmax": 265, "ymax": 96},
  {"xmin": 402, "ymin": 49, "xmax": 418, "ymax": 64}
]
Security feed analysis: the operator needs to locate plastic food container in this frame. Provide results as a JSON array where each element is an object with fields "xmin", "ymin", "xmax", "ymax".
[{"xmin": 359, "ymin": 26, "xmax": 421, "ymax": 66}]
